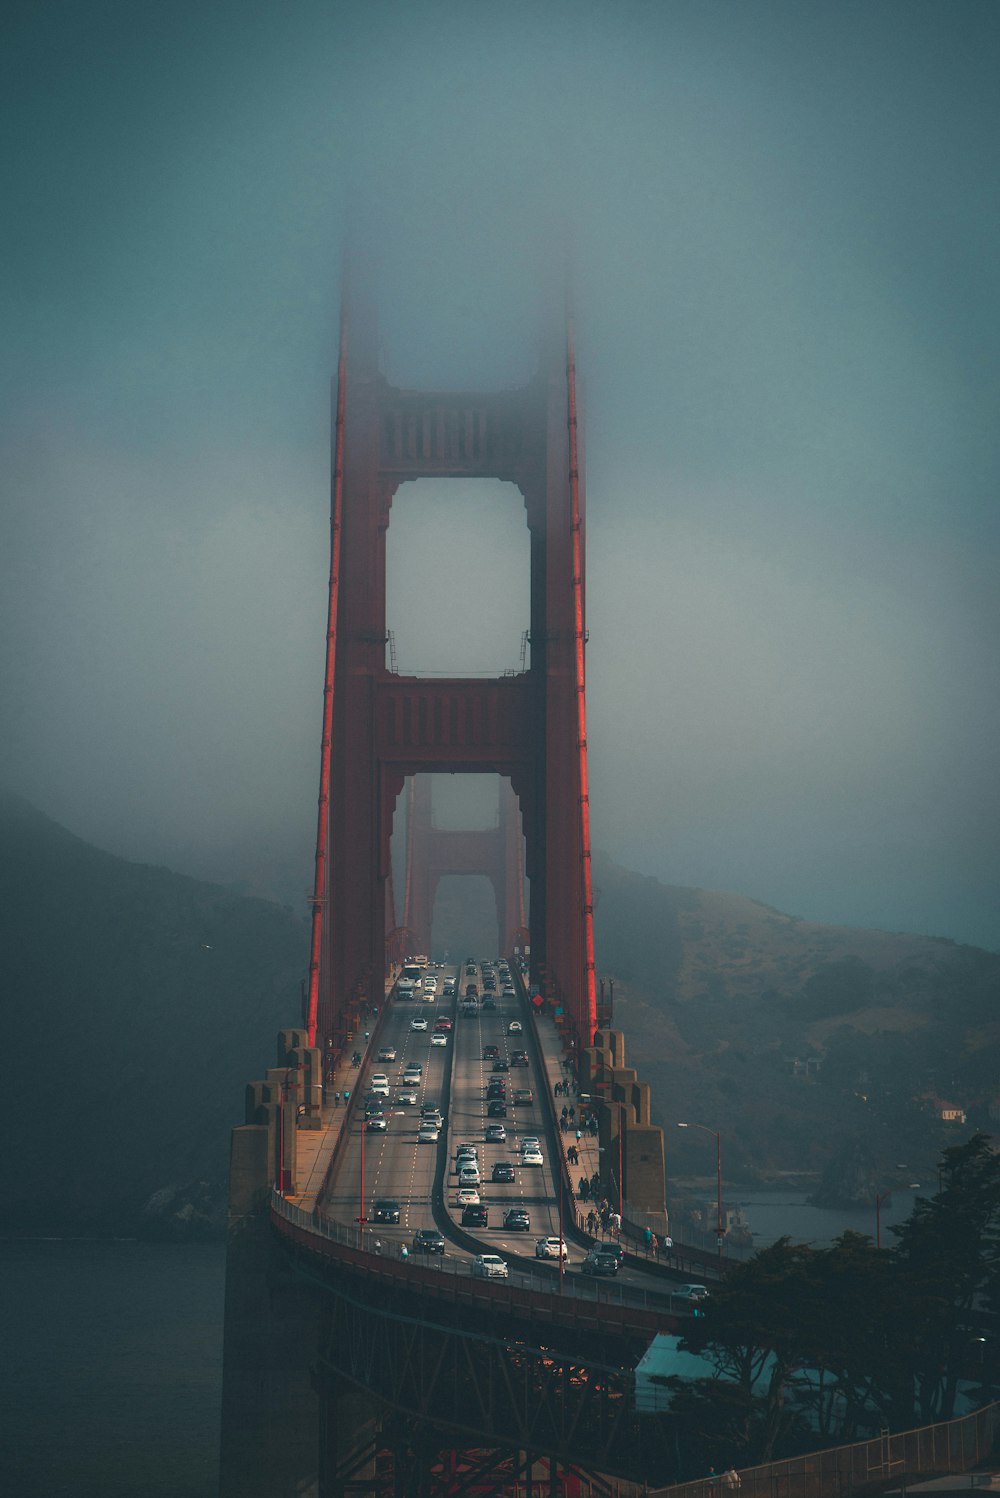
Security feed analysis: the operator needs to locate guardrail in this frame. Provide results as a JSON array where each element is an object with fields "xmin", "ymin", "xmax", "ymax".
[
  {"xmin": 270, "ymin": 1190, "xmax": 699, "ymax": 1331},
  {"xmin": 646, "ymin": 1401, "xmax": 1000, "ymax": 1498}
]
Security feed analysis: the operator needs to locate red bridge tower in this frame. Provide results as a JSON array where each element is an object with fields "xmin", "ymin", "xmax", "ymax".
[{"xmin": 306, "ymin": 289, "xmax": 597, "ymax": 1052}]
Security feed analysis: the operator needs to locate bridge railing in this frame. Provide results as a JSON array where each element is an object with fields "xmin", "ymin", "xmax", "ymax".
[
  {"xmin": 646, "ymin": 1400, "xmax": 1000, "ymax": 1498},
  {"xmin": 271, "ymin": 1189, "xmax": 693, "ymax": 1319}
]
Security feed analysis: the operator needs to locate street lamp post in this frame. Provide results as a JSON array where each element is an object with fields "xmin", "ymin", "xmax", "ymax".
[{"xmin": 678, "ymin": 1122, "xmax": 724, "ymax": 1263}]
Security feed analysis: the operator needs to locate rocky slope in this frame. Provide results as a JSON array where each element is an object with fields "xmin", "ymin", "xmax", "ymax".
[{"xmin": 592, "ymin": 854, "xmax": 1000, "ymax": 1196}]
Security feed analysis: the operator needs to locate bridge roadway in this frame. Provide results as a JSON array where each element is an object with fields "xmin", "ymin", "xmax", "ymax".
[
  {"xmin": 267, "ymin": 962, "xmax": 698, "ymax": 1485},
  {"xmin": 317, "ymin": 961, "xmax": 680, "ymax": 1302}
]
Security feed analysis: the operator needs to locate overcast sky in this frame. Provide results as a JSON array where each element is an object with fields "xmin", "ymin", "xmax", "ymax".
[{"xmin": 2, "ymin": 0, "xmax": 998, "ymax": 951}]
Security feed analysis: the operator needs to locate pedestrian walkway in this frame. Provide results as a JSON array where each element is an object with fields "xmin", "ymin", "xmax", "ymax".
[{"xmin": 527, "ymin": 1004, "xmax": 610, "ymax": 1241}]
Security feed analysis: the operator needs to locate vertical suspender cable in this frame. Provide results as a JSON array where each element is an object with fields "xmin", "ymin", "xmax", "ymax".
[
  {"xmin": 402, "ymin": 775, "xmax": 416, "ymax": 939},
  {"xmin": 566, "ymin": 319, "xmax": 598, "ymax": 1042},
  {"xmin": 306, "ymin": 313, "xmax": 347, "ymax": 1048}
]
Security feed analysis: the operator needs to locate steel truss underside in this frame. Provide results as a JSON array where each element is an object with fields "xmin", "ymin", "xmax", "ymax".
[{"xmin": 288, "ymin": 1246, "xmax": 674, "ymax": 1495}]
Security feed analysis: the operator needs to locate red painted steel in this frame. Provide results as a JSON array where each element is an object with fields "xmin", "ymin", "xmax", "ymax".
[
  {"xmin": 305, "ymin": 310, "xmax": 347, "ymax": 1047},
  {"xmin": 403, "ymin": 777, "xmax": 525, "ymax": 955},
  {"xmin": 316, "ymin": 285, "xmax": 595, "ymax": 1048},
  {"xmin": 566, "ymin": 319, "xmax": 598, "ymax": 1039}
]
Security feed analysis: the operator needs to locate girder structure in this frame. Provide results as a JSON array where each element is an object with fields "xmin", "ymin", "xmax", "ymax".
[
  {"xmin": 306, "ymin": 285, "xmax": 597, "ymax": 1051},
  {"xmin": 282, "ymin": 1237, "xmax": 674, "ymax": 1495},
  {"xmin": 402, "ymin": 776, "xmax": 527, "ymax": 958}
]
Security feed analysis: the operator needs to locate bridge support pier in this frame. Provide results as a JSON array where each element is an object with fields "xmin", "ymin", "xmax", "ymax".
[{"xmin": 219, "ymin": 1134, "xmax": 322, "ymax": 1498}]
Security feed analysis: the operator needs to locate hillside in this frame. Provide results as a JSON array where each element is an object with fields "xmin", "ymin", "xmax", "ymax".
[
  {"xmin": 2, "ymin": 794, "xmax": 996, "ymax": 1236},
  {"xmin": 593, "ymin": 853, "xmax": 1000, "ymax": 1195},
  {"xmin": 0, "ymin": 793, "xmax": 307, "ymax": 1238}
]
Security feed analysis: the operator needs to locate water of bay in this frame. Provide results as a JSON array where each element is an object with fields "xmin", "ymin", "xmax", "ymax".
[
  {"xmin": 733, "ymin": 1186, "xmax": 924, "ymax": 1249},
  {"xmin": 0, "ymin": 1238, "xmax": 225, "ymax": 1498}
]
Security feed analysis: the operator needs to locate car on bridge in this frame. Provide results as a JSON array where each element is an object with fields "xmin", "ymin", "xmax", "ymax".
[
  {"xmin": 512, "ymin": 1089, "xmax": 533, "ymax": 1107},
  {"xmin": 672, "ymin": 1283, "xmax": 709, "ymax": 1304},
  {"xmin": 462, "ymin": 1204, "xmax": 488, "ymax": 1227},
  {"xmin": 402, "ymin": 1064, "xmax": 423, "ymax": 1082},
  {"xmin": 484, "ymin": 1123, "xmax": 506, "ymax": 1143},
  {"xmin": 366, "ymin": 1114, "xmax": 387, "ymax": 1132},
  {"xmin": 471, "ymin": 1254, "xmax": 508, "ymax": 1280},
  {"xmin": 510, "ymin": 1050, "xmax": 529, "ymax": 1067},
  {"xmin": 412, "ymin": 1229, "xmax": 445, "ymax": 1255},
  {"xmin": 456, "ymin": 1187, "xmax": 480, "ymax": 1207},
  {"xmin": 503, "ymin": 1208, "xmax": 530, "ymax": 1232},
  {"xmin": 491, "ymin": 1059, "xmax": 510, "ymax": 1072},
  {"xmin": 535, "ymin": 1237, "xmax": 568, "ymax": 1260},
  {"xmin": 434, "ymin": 1017, "xmax": 452, "ymax": 1031},
  {"xmin": 410, "ymin": 1017, "xmax": 428, "ymax": 1031},
  {"xmin": 491, "ymin": 1161, "xmax": 515, "ymax": 1183},
  {"xmin": 431, "ymin": 1033, "xmax": 448, "ymax": 1048},
  {"xmin": 372, "ymin": 1199, "xmax": 401, "ymax": 1224},
  {"xmin": 458, "ymin": 1163, "xmax": 481, "ymax": 1187},
  {"xmin": 507, "ymin": 1020, "xmax": 523, "ymax": 1035},
  {"xmin": 423, "ymin": 977, "xmax": 438, "ymax": 991},
  {"xmin": 369, "ymin": 1074, "xmax": 390, "ymax": 1096},
  {"xmin": 582, "ymin": 1249, "xmax": 619, "ymax": 1276},
  {"xmin": 482, "ymin": 1044, "xmax": 500, "ymax": 1059},
  {"xmin": 519, "ymin": 1136, "xmax": 540, "ymax": 1153},
  {"xmin": 521, "ymin": 1146, "xmax": 543, "ymax": 1167},
  {"xmin": 486, "ymin": 1100, "xmax": 507, "ymax": 1117},
  {"xmin": 377, "ymin": 1046, "xmax": 397, "ymax": 1062},
  {"xmin": 396, "ymin": 1088, "xmax": 418, "ymax": 1105},
  {"xmin": 455, "ymin": 1143, "xmax": 478, "ymax": 1161},
  {"xmin": 418, "ymin": 1122, "xmax": 440, "ymax": 1142},
  {"xmin": 481, "ymin": 996, "xmax": 496, "ymax": 1011}
]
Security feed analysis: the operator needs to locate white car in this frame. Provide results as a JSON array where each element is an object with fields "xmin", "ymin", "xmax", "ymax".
[
  {"xmin": 519, "ymin": 1136, "xmax": 540, "ymax": 1153},
  {"xmin": 403, "ymin": 1066, "xmax": 423, "ymax": 1083},
  {"xmin": 431, "ymin": 1033, "xmax": 448, "ymax": 1047},
  {"xmin": 423, "ymin": 976, "xmax": 438, "ymax": 991},
  {"xmin": 457, "ymin": 1187, "xmax": 481, "ymax": 1207},
  {"xmin": 456, "ymin": 1145, "xmax": 478, "ymax": 1164},
  {"xmin": 535, "ymin": 1236, "xmax": 568, "ymax": 1260},
  {"xmin": 521, "ymin": 1147, "xmax": 544, "ymax": 1167},
  {"xmin": 369, "ymin": 1075, "xmax": 390, "ymax": 1096},
  {"xmin": 458, "ymin": 1164, "xmax": 481, "ymax": 1186},
  {"xmin": 471, "ymin": 1254, "xmax": 508, "ymax": 1280},
  {"xmin": 418, "ymin": 1123, "xmax": 440, "ymax": 1143},
  {"xmin": 377, "ymin": 1046, "xmax": 397, "ymax": 1062},
  {"xmin": 507, "ymin": 1020, "xmax": 522, "ymax": 1034},
  {"xmin": 410, "ymin": 1017, "xmax": 428, "ymax": 1031},
  {"xmin": 396, "ymin": 1088, "xmax": 418, "ymax": 1105}
]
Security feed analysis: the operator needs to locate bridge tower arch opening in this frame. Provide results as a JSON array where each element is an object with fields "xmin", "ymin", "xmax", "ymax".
[
  {"xmin": 306, "ymin": 285, "xmax": 596, "ymax": 1054},
  {"xmin": 396, "ymin": 773, "xmax": 528, "ymax": 960},
  {"xmin": 385, "ymin": 478, "xmax": 530, "ymax": 679}
]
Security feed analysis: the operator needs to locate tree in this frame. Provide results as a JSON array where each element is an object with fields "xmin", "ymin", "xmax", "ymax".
[
  {"xmin": 679, "ymin": 1239, "xmax": 818, "ymax": 1461},
  {"xmin": 889, "ymin": 1133, "xmax": 1000, "ymax": 1421}
]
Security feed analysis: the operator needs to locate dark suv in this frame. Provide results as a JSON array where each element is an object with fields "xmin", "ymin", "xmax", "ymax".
[
  {"xmin": 582, "ymin": 1249, "xmax": 619, "ymax": 1276},
  {"xmin": 461, "ymin": 1204, "xmax": 489, "ymax": 1227},
  {"xmin": 503, "ymin": 1207, "xmax": 530, "ymax": 1232},
  {"xmin": 372, "ymin": 1198, "xmax": 400, "ymax": 1224},
  {"xmin": 412, "ymin": 1229, "xmax": 445, "ymax": 1255}
]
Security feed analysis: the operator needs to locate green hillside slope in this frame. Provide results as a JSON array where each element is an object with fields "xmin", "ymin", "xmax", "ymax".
[{"xmin": 0, "ymin": 793, "xmax": 307, "ymax": 1237}]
